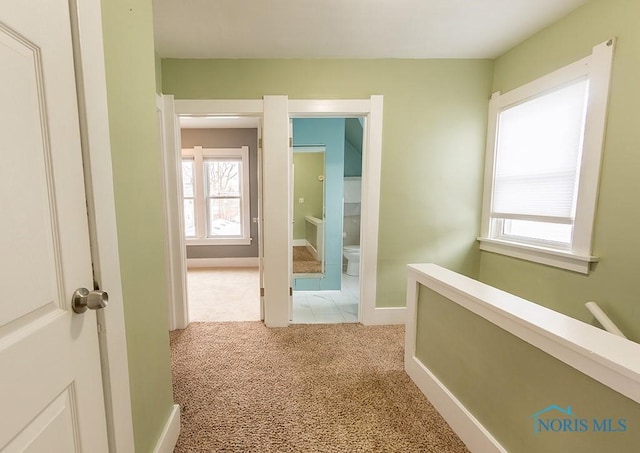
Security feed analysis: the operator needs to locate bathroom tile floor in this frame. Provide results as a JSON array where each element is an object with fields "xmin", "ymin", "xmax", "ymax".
[{"xmin": 291, "ymin": 274, "xmax": 360, "ymax": 324}]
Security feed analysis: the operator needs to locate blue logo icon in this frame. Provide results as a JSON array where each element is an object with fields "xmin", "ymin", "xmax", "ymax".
[{"xmin": 530, "ymin": 405, "xmax": 626, "ymax": 434}]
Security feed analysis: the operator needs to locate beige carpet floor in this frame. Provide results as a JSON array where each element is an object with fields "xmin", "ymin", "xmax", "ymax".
[
  {"xmin": 293, "ymin": 246, "xmax": 322, "ymax": 274},
  {"xmin": 187, "ymin": 268, "xmax": 260, "ymax": 322},
  {"xmin": 170, "ymin": 322, "xmax": 469, "ymax": 452}
]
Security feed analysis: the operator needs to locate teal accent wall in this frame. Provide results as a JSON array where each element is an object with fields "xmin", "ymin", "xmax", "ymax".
[
  {"xmin": 478, "ymin": 0, "xmax": 640, "ymax": 342},
  {"xmin": 344, "ymin": 118, "xmax": 363, "ymax": 177},
  {"xmin": 101, "ymin": 1, "xmax": 174, "ymax": 451},
  {"xmin": 343, "ymin": 140, "xmax": 362, "ymax": 177},
  {"xmin": 162, "ymin": 59, "xmax": 494, "ymax": 307},
  {"xmin": 415, "ymin": 286, "xmax": 640, "ymax": 452},
  {"xmin": 292, "ymin": 118, "xmax": 345, "ymax": 291}
]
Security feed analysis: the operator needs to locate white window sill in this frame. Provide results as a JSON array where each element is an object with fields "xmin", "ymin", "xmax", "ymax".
[
  {"xmin": 186, "ymin": 238, "xmax": 252, "ymax": 246},
  {"xmin": 477, "ymin": 237, "xmax": 598, "ymax": 274}
]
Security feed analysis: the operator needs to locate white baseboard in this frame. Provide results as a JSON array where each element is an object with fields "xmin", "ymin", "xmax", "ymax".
[
  {"xmin": 362, "ymin": 306, "xmax": 406, "ymax": 325},
  {"xmin": 153, "ymin": 404, "xmax": 180, "ymax": 453},
  {"xmin": 292, "ymin": 239, "xmax": 307, "ymax": 247},
  {"xmin": 186, "ymin": 257, "xmax": 259, "ymax": 268},
  {"xmin": 405, "ymin": 356, "xmax": 506, "ymax": 453}
]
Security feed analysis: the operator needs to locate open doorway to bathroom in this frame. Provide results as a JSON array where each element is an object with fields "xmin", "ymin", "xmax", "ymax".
[
  {"xmin": 179, "ymin": 115, "xmax": 262, "ymax": 322},
  {"xmin": 290, "ymin": 117, "xmax": 363, "ymax": 324}
]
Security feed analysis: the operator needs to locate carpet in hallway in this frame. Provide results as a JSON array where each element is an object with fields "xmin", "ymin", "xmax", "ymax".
[{"xmin": 170, "ymin": 322, "xmax": 469, "ymax": 452}]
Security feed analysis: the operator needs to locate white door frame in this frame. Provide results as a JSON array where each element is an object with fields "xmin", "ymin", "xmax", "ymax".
[
  {"xmin": 158, "ymin": 95, "xmax": 189, "ymax": 331},
  {"xmin": 164, "ymin": 96, "xmax": 395, "ymax": 327},
  {"xmin": 257, "ymin": 121, "xmax": 265, "ymax": 321},
  {"xmin": 71, "ymin": 0, "xmax": 134, "ymax": 450},
  {"xmin": 289, "ymin": 97, "xmax": 400, "ymax": 325},
  {"xmin": 169, "ymin": 99, "xmax": 264, "ymax": 328},
  {"xmin": 262, "ymin": 96, "xmax": 292, "ymax": 326}
]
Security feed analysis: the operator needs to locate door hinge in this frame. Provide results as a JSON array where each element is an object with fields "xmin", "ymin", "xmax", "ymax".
[
  {"xmin": 289, "ymin": 287, "xmax": 293, "ymax": 296},
  {"xmin": 289, "ymin": 137, "xmax": 292, "ymax": 147},
  {"xmin": 258, "ymin": 138, "xmax": 262, "ymax": 148},
  {"xmin": 260, "ymin": 287, "xmax": 264, "ymax": 297}
]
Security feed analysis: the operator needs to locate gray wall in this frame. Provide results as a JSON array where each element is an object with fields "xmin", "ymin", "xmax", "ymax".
[{"xmin": 181, "ymin": 128, "xmax": 259, "ymax": 259}]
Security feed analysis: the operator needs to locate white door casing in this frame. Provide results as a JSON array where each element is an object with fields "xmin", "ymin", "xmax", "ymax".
[
  {"xmin": 288, "ymin": 97, "xmax": 390, "ymax": 325},
  {"xmin": 67, "ymin": 0, "xmax": 135, "ymax": 450},
  {"xmin": 288, "ymin": 119, "xmax": 294, "ymax": 321},
  {"xmin": 156, "ymin": 95, "xmax": 175, "ymax": 331},
  {"xmin": 168, "ymin": 97, "xmax": 388, "ymax": 327},
  {"xmin": 262, "ymin": 96, "xmax": 291, "ymax": 327},
  {"xmin": 158, "ymin": 94, "xmax": 189, "ymax": 331},
  {"xmin": 257, "ymin": 121, "xmax": 265, "ymax": 321},
  {"xmin": 170, "ymin": 100, "xmax": 263, "ymax": 329},
  {"xmin": 0, "ymin": 0, "xmax": 110, "ymax": 451}
]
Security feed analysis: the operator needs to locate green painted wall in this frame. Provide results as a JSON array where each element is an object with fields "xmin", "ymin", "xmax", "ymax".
[
  {"xmin": 162, "ymin": 59, "xmax": 494, "ymax": 307},
  {"xmin": 101, "ymin": 1, "xmax": 174, "ymax": 451},
  {"xmin": 293, "ymin": 152, "xmax": 324, "ymax": 240},
  {"xmin": 415, "ymin": 286, "xmax": 640, "ymax": 452},
  {"xmin": 479, "ymin": 0, "xmax": 640, "ymax": 341}
]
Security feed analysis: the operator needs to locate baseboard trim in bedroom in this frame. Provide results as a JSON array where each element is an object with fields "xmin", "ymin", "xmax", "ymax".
[{"xmin": 186, "ymin": 257, "xmax": 259, "ymax": 268}]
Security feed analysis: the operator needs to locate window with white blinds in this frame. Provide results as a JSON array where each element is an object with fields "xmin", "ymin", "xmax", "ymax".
[
  {"xmin": 493, "ymin": 78, "xmax": 588, "ymax": 227},
  {"xmin": 479, "ymin": 40, "xmax": 615, "ymax": 273}
]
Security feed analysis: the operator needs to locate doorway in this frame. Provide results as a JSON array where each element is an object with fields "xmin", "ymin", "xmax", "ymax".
[
  {"xmin": 178, "ymin": 116, "xmax": 263, "ymax": 322},
  {"xmin": 290, "ymin": 117, "xmax": 364, "ymax": 324}
]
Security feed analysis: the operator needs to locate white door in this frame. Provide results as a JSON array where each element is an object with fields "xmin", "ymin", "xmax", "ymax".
[
  {"xmin": 158, "ymin": 95, "xmax": 189, "ymax": 330},
  {"xmin": 0, "ymin": 1, "xmax": 109, "ymax": 451}
]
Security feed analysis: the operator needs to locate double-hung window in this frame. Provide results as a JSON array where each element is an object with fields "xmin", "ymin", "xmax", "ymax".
[
  {"xmin": 181, "ymin": 146, "xmax": 251, "ymax": 245},
  {"xmin": 479, "ymin": 40, "xmax": 615, "ymax": 274}
]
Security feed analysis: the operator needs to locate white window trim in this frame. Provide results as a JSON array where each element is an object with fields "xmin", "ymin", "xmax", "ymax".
[
  {"xmin": 182, "ymin": 146, "xmax": 252, "ymax": 245},
  {"xmin": 479, "ymin": 39, "xmax": 615, "ymax": 274}
]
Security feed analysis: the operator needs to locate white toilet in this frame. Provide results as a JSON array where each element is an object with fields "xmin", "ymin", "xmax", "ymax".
[{"xmin": 343, "ymin": 245, "xmax": 360, "ymax": 276}]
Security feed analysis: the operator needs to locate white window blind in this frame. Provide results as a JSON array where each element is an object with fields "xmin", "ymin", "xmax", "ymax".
[
  {"xmin": 492, "ymin": 78, "xmax": 589, "ymax": 225},
  {"xmin": 479, "ymin": 39, "xmax": 614, "ymax": 273}
]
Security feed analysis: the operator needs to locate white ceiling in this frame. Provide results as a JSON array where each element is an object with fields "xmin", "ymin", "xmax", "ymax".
[{"xmin": 153, "ymin": 0, "xmax": 588, "ymax": 59}]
